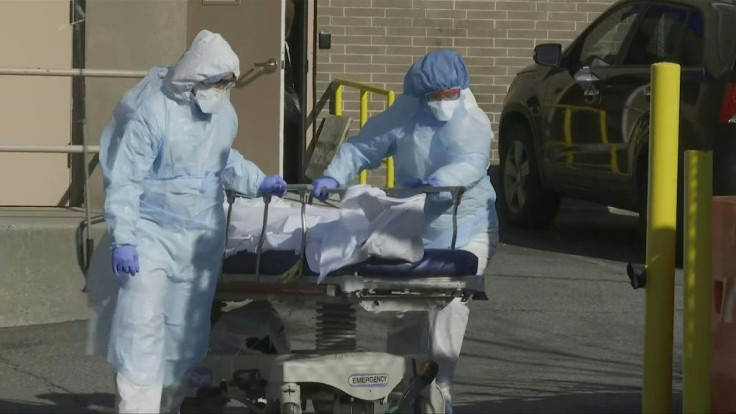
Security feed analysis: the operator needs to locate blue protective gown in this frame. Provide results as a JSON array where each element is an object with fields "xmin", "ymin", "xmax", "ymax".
[
  {"xmin": 323, "ymin": 50, "xmax": 498, "ymax": 250},
  {"xmin": 99, "ymin": 31, "xmax": 265, "ymax": 386}
]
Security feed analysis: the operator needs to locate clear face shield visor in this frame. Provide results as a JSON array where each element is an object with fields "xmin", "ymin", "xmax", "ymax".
[
  {"xmin": 204, "ymin": 73, "xmax": 237, "ymax": 91},
  {"xmin": 194, "ymin": 73, "xmax": 236, "ymax": 114},
  {"xmin": 426, "ymin": 88, "xmax": 461, "ymax": 102}
]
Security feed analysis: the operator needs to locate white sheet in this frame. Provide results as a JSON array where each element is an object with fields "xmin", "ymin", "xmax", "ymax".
[
  {"xmin": 225, "ymin": 196, "xmax": 339, "ymax": 257},
  {"xmin": 225, "ymin": 185, "xmax": 426, "ymax": 280}
]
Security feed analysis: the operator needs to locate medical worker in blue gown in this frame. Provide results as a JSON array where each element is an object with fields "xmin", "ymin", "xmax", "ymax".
[
  {"xmin": 98, "ymin": 30, "xmax": 287, "ymax": 413},
  {"xmin": 312, "ymin": 49, "xmax": 499, "ymax": 412}
]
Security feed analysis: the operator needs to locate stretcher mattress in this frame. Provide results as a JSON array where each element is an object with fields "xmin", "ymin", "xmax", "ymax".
[{"xmin": 222, "ymin": 249, "xmax": 478, "ymax": 277}]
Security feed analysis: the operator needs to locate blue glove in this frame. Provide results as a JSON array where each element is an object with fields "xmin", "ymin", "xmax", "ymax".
[
  {"xmin": 406, "ymin": 177, "xmax": 441, "ymax": 188},
  {"xmin": 312, "ymin": 176, "xmax": 339, "ymax": 202},
  {"xmin": 259, "ymin": 174, "xmax": 287, "ymax": 198},
  {"xmin": 112, "ymin": 244, "xmax": 139, "ymax": 277}
]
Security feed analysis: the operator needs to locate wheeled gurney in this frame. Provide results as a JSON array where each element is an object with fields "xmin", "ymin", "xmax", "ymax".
[{"xmin": 184, "ymin": 185, "xmax": 487, "ymax": 414}]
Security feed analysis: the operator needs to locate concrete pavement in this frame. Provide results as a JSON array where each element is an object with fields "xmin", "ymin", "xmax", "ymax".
[{"xmin": 0, "ymin": 199, "xmax": 685, "ymax": 413}]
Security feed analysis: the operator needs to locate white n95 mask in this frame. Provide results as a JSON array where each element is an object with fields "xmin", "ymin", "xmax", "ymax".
[
  {"xmin": 194, "ymin": 86, "xmax": 228, "ymax": 114},
  {"xmin": 427, "ymin": 100, "xmax": 459, "ymax": 121}
]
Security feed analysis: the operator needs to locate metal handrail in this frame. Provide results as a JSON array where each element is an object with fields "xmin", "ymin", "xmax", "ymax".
[
  {"xmin": 0, "ymin": 145, "xmax": 100, "ymax": 154},
  {"xmin": 76, "ymin": 214, "xmax": 105, "ymax": 280},
  {"xmin": 333, "ymin": 78, "xmax": 395, "ymax": 96},
  {"xmin": 0, "ymin": 67, "xmax": 147, "ymax": 276},
  {"xmin": 332, "ymin": 79, "xmax": 396, "ymax": 187},
  {"xmin": 0, "ymin": 68, "xmax": 148, "ymax": 78}
]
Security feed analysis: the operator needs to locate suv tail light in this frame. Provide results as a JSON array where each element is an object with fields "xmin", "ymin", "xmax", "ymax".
[{"xmin": 720, "ymin": 82, "xmax": 736, "ymax": 123}]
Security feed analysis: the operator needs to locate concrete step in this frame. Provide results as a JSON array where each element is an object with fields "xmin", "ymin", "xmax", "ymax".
[{"xmin": 0, "ymin": 208, "xmax": 107, "ymax": 328}]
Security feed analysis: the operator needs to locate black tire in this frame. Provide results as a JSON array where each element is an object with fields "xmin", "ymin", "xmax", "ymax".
[{"xmin": 498, "ymin": 123, "xmax": 561, "ymax": 229}]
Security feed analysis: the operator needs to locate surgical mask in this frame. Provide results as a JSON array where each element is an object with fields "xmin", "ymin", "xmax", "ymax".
[
  {"xmin": 194, "ymin": 86, "xmax": 228, "ymax": 114},
  {"xmin": 427, "ymin": 100, "xmax": 459, "ymax": 122}
]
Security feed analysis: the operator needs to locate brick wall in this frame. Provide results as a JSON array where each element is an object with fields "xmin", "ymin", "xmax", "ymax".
[{"xmin": 314, "ymin": 0, "xmax": 615, "ymax": 183}]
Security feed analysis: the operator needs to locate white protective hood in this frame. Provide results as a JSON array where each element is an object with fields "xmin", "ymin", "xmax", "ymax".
[{"xmin": 163, "ymin": 29, "xmax": 240, "ymax": 103}]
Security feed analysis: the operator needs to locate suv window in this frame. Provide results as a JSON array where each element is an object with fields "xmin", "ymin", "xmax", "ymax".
[
  {"xmin": 623, "ymin": 4, "xmax": 704, "ymax": 66},
  {"xmin": 578, "ymin": 4, "xmax": 641, "ymax": 68}
]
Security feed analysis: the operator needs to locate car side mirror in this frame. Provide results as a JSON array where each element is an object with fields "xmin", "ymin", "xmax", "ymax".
[{"xmin": 533, "ymin": 43, "xmax": 562, "ymax": 67}]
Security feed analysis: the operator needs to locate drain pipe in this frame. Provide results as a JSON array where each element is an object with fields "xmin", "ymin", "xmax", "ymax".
[
  {"xmin": 81, "ymin": 126, "xmax": 94, "ymax": 276},
  {"xmin": 72, "ymin": 0, "xmax": 95, "ymax": 277}
]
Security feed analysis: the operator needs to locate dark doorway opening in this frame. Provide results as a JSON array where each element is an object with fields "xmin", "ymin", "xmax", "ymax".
[{"xmin": 283, "ymin": 0, "xmax": 307, "ymax": 184}]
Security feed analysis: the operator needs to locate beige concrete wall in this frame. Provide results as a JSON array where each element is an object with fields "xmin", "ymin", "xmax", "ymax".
[
  {"xmin": 84, "ymin": 0, "xmax": 188, "ymax": 209},
  {"xmin": 0, "ymin": 1, "xmax": 72, "ymax": 206}
]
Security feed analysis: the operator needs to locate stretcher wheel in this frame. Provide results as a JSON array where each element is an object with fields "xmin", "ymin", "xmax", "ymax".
[
  {"xmin": 280, "ymin": 402, "xmax": 300, "ymax": 414},
  {"xmin": 180, "ymin": 396, "xmax": 227, "ymax": 413}
]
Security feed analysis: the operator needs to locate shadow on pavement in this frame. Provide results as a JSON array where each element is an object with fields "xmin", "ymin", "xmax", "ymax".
[
  {"xmin": 0, "ymin": 393, "xmax": 114, "ymax": 413},
  {"xmin": 455, "ymin": 390, "xmax": 683, "ymax": 413},
  {"xmin": 488, "ymin": 166, "xmax": 645, "ymax": 265}
]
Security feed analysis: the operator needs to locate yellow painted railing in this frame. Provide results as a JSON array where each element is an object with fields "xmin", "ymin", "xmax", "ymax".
[{"xmin": 332, "ymin": 78, "xmax": 395, "ymax": 187}]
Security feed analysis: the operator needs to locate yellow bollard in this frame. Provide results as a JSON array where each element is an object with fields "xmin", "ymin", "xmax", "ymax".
[
  {"xmin": 642, "ymin": 62, "xmax": 680, "ymax": 414},
  {"xmin": 683, "ymin": 150, "xmax": 712, "ymax": 413}
]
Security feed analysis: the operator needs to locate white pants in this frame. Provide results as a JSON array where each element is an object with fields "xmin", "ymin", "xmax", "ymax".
[
  {"xmin": 114, "ymin": 301, "xmax": 291, "ymax": 414},
  {"xmin": 387, "ymin": 228, "xmax": 499, "ymax": 403},
  {"xmin": 115, "ymin": 373, "xmax": 188, "ymax": 414}
]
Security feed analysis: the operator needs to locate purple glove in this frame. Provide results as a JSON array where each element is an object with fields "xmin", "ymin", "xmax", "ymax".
[
  {"xmin": 259, "ymin": 174, "xmax": 287, "ymax": 198},
  {"xmin": 112, "ymin": 244, "xmax": 139, "ymax": 277},
  {"xmin": 312, "ymin": 176, "xmax": 339, "ymax": 202},
  {"xmin": 406, "ymin": 177, "xmax": 441, "ymax": 188}
]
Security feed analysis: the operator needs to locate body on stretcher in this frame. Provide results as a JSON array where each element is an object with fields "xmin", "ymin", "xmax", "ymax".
[{"xmin": 185, "ymin": 184, "xmax": 487, "ymax": 414}]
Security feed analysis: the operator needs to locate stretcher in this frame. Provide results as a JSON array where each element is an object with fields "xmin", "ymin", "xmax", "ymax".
[{"xmin": 184, "ymin": 185, "xmax": 487, "ymax": 414}]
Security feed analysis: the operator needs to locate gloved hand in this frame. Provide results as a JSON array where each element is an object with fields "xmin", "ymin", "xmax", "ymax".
[
  {"xmin": 312, "ymin": 176, "xmax": 339, "ymax": 202},
  {"xmin": 258, "ymin": 174, "xmax": 287, "ymax": 198},
  {"xmin": 112, "ymin": 244, "xmax": 139, "ymax": 277},
  {"xmin": 406, "ymin": 177, "xmax": 441, "ymax": 188}
]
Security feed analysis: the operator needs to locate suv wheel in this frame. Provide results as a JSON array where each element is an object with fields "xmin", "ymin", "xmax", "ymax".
[{"xmin": 498, "ymin": 123, "xmax": 560, "ymax": 229}]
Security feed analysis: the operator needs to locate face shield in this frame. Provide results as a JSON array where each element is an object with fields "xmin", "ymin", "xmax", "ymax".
[
  {"xmin": 193, "ymin": 73, "xmax": 236, "ymax": 114},
  {"xmin": 426, "ymin": 88, "xmax": 461, "ymax": 121}
]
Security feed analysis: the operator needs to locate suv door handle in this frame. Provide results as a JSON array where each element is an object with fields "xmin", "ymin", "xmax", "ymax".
[{"xmin": 584, "ymin": 89, "xmax": 600, "ymax": 97}]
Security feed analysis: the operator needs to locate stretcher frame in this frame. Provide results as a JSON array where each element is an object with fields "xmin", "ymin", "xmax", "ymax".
[
  {"xmin": 217, "ymin": 184, "xmax": 487, "ymax": 306},
  {"xmin": 187, "ymin": 184, "xmax": 487, "ymax": 413}
]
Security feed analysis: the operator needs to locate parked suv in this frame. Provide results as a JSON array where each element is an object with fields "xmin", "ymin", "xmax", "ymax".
[{"xmin": 498, "ymin": 0, "xmax": 736, "ymax": 239}]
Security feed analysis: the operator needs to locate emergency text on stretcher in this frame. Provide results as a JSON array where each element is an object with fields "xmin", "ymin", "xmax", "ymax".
[{"xmin": 348, "ymin": 373, "xmax": 390, "ymax": 388}]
